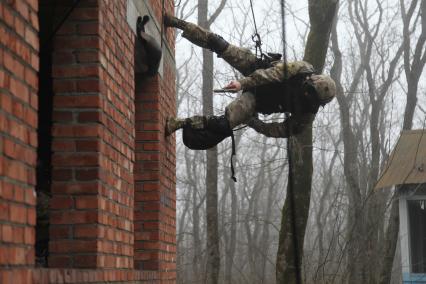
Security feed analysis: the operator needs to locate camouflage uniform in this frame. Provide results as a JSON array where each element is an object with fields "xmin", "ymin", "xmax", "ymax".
[
  {"xmin": 180, "ymin": 22, "xmax": 259, "ymax": 76},
  {"xmin": 165, "ymin": 16, "xmax": 336, "ymax": 147}
]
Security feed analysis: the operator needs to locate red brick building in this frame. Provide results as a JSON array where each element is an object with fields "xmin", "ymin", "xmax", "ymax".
[{"xmin": 0, "ymin": 0, "xmax": 176, "ymax": 282}]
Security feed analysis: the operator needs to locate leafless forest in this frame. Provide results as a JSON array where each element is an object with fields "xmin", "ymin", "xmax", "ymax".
[{"xmin": 173, "ymin": 0, "xmax": 426, "ymax": 283}]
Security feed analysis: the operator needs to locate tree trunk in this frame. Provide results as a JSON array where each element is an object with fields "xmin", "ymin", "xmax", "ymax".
[
  {"xmin": 193, "ymin": 195, "xmax": 202, "ymax": 280},
  {"xmin": 276, "ymin": 1, "xmax": 338, "ymax": 283},
  {"xmin": 260, "ymin": 152, "xmax": 279, "ymax": 283},
  {"xmin": 379, "ymin": 198, "xmax": 399, "ymax": 284},
  {"xmin": 198, "ymin": 0, "xmax": 225, "ymax": 282}
]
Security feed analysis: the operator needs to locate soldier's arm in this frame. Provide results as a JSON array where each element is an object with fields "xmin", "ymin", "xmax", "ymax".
[
  {"xmin": 247, "ymin": 113, "xmax": 315, "ymax": 138},
  {"xmin": 238, "ymin": 61, "xmax": 314, "ymax": 91}
]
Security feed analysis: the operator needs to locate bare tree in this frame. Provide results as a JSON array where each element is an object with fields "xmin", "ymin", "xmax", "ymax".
[
  {"xmin": 329, "ymin": 5, "xmax": 363, "ymax": 282},
  {"xmin": 275, "ymin": 1, "xmax": 339, "ymax": 283},
  {"xmin": 380, "ymin": 0, "xmax": 426, "ymax": 282},
  {"xmin": 197, "ymin": 0, "xmax": 227, "ymax": 283},
  {"xmin": 175, "ymin": 1, "xmax": 426, "ymax": 283},
  {"xmin": 346, "ymin": 0, "xmax": 403, "ymax": 282}
]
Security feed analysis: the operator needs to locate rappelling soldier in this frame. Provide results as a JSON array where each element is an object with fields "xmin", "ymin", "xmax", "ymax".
[{"xmin": 163, "ymin": 14, "xmax": 336, "ymax": 149}]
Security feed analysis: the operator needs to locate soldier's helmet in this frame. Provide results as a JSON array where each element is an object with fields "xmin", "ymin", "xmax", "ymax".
[{"xmin": 310, "ymin": 74, "xmax": 336, "ymax": 106}]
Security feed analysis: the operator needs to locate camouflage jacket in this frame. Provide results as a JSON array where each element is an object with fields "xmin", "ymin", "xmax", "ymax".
[{"xmin": 238, "ymin": 61, "xmax": 315, "ymax": 91}]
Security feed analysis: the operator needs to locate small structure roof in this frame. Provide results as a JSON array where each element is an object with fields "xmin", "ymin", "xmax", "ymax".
[{"xmin": 375, "ymin": 130, "xmax": 426, "ymax": 189}]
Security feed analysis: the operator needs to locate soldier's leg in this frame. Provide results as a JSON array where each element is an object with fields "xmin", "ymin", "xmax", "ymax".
[
  {"xmin": 166, "ymin": 91, "xmax": 256, "ymax": 136},
  {"xmin": 225, "ymin": 92, "xmax": 257, "ymax": 128},
  {"xmin": 164, "ymin": 16, "xmax": 213, "ymax": 49},
  {"xmin": 164, "ymin": 15, "xmax": 258, "ymax": 75},
  {"xmin": 219, "ymin": 45, "xmax": 259, "ymax": 76},
  {"xmin": 166, "ymin": 112, "xmax": 234, "ymax": 132},
  {"xmin": 166, "ymin": 114, "xmax": 232, "ymax": 150}
]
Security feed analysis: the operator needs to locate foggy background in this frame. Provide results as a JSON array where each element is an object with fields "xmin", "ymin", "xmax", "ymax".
[{"xmin": 172, "ymin": 0, "xmax": 426, "ymax": 283}]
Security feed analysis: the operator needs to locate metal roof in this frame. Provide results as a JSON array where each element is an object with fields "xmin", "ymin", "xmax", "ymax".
[{"xmin": 375, "ymin": 130, "xmax": 426, "ymax": 189}]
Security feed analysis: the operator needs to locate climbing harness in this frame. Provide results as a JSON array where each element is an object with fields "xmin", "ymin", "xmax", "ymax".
[{"xmin": 249, "ymin": 0, "xmax": 284, "ymax": 67}]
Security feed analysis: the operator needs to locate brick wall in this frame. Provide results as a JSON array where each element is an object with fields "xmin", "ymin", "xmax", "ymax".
[
  {"xmin": 133, "ymin": 0, "xmax": 177, "ymax": 281},
  {"xmin": 49, "ymin": 0, "xmax": 135, "ymax": 269},
  {"xmin": 0, "ymin": 0, "xmax": 39, "ymax": 271},
  {"xmin": 0, "ymin": 0, "xmax": 176, "ymax": 283}
]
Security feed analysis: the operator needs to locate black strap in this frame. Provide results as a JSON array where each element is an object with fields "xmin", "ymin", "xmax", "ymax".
[{"xmin": 230, "ymin": 132, "xmax": 237, "ymax": 182}]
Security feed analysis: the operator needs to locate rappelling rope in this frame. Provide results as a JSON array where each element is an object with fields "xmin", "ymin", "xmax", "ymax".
[
  {"xmin": 242, "ymin": 0, "xmax": 264, "ymax": 184},
  {"xmin": 247, "ymin": 3, "xmax": 301, "ymax": 281},
  {"xmin": 249, "ymin": 0, "xmax": 263, "ymax": 60}
]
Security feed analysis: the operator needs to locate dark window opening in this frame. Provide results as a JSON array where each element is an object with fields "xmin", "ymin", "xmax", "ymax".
[
  {"xmin": 35, "ymin": 1, "xmax": 56, "ymax": 267},
  {"xmin": 408, "ymin": 199, "xmax": 426, "ymax": 273},
  {"xmin": 36, "ymin": 1, "xmax": 81, "ymax": 267}
]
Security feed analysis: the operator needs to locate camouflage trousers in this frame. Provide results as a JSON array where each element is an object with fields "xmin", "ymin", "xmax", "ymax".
[
  {"xmin": 181, "ymin": 22, "xmax": 259, "ymax": 76},
  {"xmin": 185, "ymin": 92, "xmax": 256, "ymax": 129},
  {"xmin": 180, "ymin": 22, "xmax": 258, "ymax": 128}
]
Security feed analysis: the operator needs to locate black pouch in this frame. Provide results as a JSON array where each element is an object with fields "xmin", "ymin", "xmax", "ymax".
[
  {"xmin": 182, "ymin": 116, "xmax": 237, "ymax": 182},
  {"xmin": 182, "ymin": 126, "xmax": 229, "ymax": 150}
]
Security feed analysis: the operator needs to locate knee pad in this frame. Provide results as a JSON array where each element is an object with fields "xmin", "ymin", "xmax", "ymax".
[{"xmin": 207, "ymin": 34, "xmax": 229, "ymax": 54}]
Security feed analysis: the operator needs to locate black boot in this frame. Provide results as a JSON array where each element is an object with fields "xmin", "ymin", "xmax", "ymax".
[
  {"xmin": 165, "ymin": 117, "xmax": 187, "ymax": 136},
  {"xmin": 165, "ymin": 116, "xmax": 207, "ymax": 136}
]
